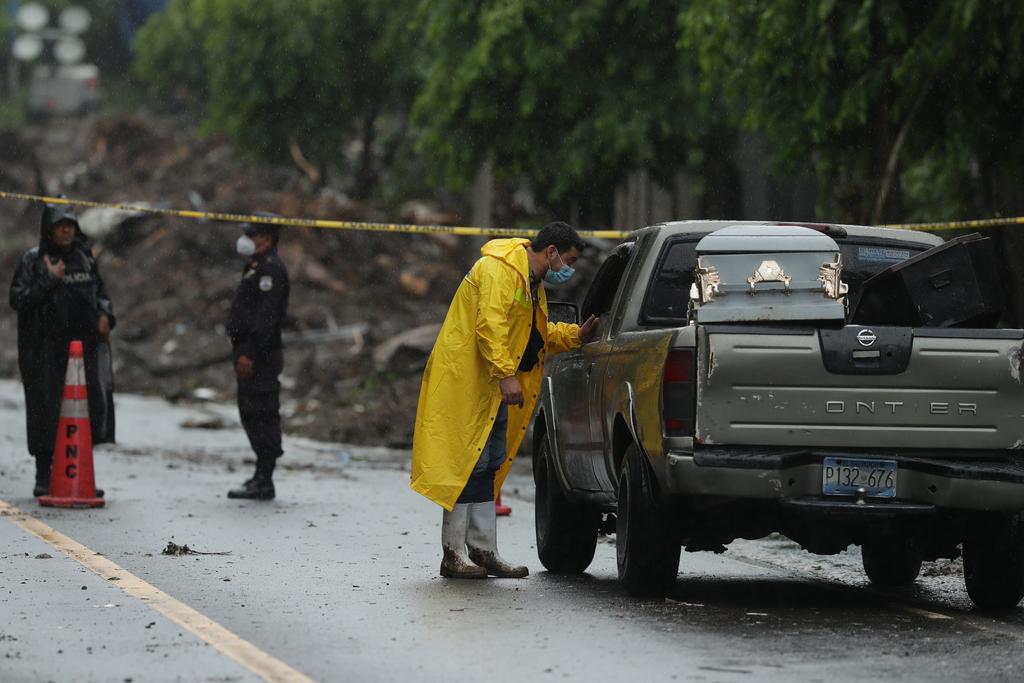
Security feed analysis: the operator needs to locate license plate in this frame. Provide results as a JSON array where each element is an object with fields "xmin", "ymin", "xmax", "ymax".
[{"xmin": 822, "ymin": 457, "xmax": 897, "ymax": 498}]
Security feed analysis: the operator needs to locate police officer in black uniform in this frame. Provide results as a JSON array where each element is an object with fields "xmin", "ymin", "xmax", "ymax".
[
  {"xmin": 9, "ymin": 202, "xmax": 117, "ymax": 497},
  {"xmin": 226, "ymin": 217, "xmax": 290, "ymax": 500}
]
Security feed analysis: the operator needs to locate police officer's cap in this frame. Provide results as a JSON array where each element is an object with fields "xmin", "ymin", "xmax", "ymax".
[{"xmin": 241, "ymin": 212, "xmax": 282, "ymax": 240}]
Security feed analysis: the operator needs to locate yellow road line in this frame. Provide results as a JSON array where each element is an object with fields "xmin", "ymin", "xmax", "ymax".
[{"xmin": 0, "ymin": 499, "xmax": 317, "ymax": 683}]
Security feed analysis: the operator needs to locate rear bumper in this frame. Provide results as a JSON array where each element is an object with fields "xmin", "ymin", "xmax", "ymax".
[{"xmin": 663, "ymin": 448, "xmax": 1024, "ymax": 511}]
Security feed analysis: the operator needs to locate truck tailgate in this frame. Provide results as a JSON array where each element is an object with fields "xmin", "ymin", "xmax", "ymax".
[{"xmin": 696, "ymin": 326, "xmax": 1024, "ymax": 450}]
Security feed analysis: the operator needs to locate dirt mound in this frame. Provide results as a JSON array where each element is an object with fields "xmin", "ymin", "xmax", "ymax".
[
  {"xmin": 0, "ymin": 112, "xmax": 472, "ymax": 448},
  {"xmin": 91, "ymin": 116, "xmax": 168, "ymax": 168}
]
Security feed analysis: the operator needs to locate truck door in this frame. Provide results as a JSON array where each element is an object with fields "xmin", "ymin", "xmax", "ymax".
[
  {"xmin": 551, "ymin": 345, "xmax": 602, "ymax": 491},
  {"xmin": 579, "ymin": 243, "xmax": 635, "ymax": 491}
]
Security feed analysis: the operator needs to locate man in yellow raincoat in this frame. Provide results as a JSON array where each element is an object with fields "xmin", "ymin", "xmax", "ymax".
[{"xmin": 411, "ymin": 222, "xmax": 598, "ymax": 579}]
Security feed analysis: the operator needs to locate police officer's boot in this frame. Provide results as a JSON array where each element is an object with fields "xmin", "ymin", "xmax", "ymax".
[
  {"xmin": 227, "ymin": 460, "xmax": 275, "ymax": 500},
  {"xmin": 32, "ymin": 456, "xmax": 51, "ymax": 498},
  {"xmin": 466, "ymin": 501, "xmax": 529, "ymax": 578},
  {"xmin": 440, "ymin": 505, "xmax": 487, "ymax": 579}
]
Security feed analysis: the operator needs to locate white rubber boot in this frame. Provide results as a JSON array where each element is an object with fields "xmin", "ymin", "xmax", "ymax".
[
  {"xmin": 440, "ymin": 505, "xmax": 487, "ymax": 579},
  {"xmin": 466, "ymin": 501, "xmax": 529, "ymax": 578}
]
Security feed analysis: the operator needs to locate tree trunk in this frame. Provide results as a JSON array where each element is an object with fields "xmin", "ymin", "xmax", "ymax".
[
  {"xmin": 867, "ymin": 90, "xmax": 902, "ymax": 224},
  {"xmin": 871, "ymin": 79, "xmax": 933, "ymax": 225},
  {"xmin": 353, "ymin": 101, "xmax": 381, "ymax": 200},
  {"xmin": 983, "ymin": 158, "xmax": 1024, "ymax": 327}
]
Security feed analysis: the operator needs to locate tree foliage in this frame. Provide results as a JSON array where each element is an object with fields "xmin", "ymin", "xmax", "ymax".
[
  {"xmin": 412, "ymin": 0, "xmax": 723, "ymax": 220},
  {"xmin": 681, "ymin": 0, "xmax": 1024, "ymax": 223},
  {"xmin": 133, "ymin": 0, "xmax": 417, "ymax": 196},
  {"xmin": 130, "ymin": 1, "xmax": 1024, "ymax": 229}
]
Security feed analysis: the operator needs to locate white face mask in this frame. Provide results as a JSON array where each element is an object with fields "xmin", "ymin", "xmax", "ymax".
[{"xmin": 236, "ymin": 235, "xmax": 256, "ymax": 257}]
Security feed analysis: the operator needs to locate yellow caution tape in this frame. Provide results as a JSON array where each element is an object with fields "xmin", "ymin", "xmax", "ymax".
[
  {"xmin": 877, "ymin": 216, "xmax": 1024, "ymax": 232},
  {"xmin": 2, "ymin": 189, "xmax": 1020, "ymax": 237},
  {"xmin": 0, "ymin": 190, "xmax": 633, "ymax": 240}
]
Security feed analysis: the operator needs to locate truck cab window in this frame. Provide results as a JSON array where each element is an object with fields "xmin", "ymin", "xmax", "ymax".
[
  {"xmin": 838, "ymin": 239, "xmax": 929, "ymax": 311},
  {"xmin": 641, "ymin": 239, "xmax": 700, "ymax": 325},
  {"xmin": 580, "ymin": 242, "xmax": 634, "ymax": 321}
]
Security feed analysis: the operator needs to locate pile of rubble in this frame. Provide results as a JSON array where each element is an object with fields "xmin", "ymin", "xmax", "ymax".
[{"xmin": 0, "ymin": 112, "xmax": 482, "ymax": 447}]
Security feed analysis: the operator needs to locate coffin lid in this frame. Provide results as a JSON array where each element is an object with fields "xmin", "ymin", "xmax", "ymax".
[{"xmin": 696, "ymin": 225, "xmax": 840, "ymax": 254}]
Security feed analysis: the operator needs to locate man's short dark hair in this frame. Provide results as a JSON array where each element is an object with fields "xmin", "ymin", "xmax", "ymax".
[{"xmin": 531, "ymin": 221, "xmax": 585, "ymax": 254}]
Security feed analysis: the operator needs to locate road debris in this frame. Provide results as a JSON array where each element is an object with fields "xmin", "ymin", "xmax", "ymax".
[
  {"xmin": 161, "ymin": 541, "xmax": 231, "ymax": 556},
  {"xmin": 179, "ymin": 413, "xmax": 229, "ymax": 430}
]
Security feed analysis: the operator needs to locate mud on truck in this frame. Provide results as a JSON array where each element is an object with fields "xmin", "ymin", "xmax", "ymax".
[{"xmin": 534, "ymin": 221, "xmax": 1024, "ymax": 609}]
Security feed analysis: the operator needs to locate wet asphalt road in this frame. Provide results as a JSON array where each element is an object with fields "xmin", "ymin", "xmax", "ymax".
[{"xmin": 3, "ymin": 380, "xmax": 1024, "ymax": 682}]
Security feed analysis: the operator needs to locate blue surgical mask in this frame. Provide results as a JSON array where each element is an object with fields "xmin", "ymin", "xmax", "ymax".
[{"xmin": 543, "ymin": 252, "xmax": 575, "ymax": 285}]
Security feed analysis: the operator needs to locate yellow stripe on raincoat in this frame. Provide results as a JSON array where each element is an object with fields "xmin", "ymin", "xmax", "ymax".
[{"xmin": 411, "ymin": 238, "xmax": 581, "ymax": 510}]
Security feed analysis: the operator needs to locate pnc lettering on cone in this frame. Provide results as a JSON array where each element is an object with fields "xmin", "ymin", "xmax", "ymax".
[{"xmin": 39, "ymin": 340, "xmax": 104, "ymax": 508}]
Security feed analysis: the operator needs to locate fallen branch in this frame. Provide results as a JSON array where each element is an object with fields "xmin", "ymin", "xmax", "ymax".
[
  {"xmin": 288, "ymin": 136, "xmax": 322, "ymax": 185},
  {"xmin": 161, "ymin": 541, "xmax": 231, "ymax": 556}
]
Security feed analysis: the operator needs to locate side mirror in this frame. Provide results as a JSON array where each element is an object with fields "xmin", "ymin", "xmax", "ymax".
[{"xmin": 547, "ymin": 300, "xmax": 579, "ymax": 325}]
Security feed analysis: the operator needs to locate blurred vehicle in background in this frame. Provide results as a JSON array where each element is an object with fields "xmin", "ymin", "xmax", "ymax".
[
  {"xmin": 27, "ymin": 63, "xmax": 100, "ymax": 115},
  {"xmin": 10, "ymin": 2, "xmax": 101, "ymax": 116}
]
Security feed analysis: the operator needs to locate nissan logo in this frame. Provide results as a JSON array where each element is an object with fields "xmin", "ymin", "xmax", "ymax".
[{"xmin": 857, "ymin": 329, "xmax": 877, "ymax": 347}]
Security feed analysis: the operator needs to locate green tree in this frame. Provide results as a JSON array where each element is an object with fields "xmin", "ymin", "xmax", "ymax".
[
  {"xmin": 899, "ymin": 2, "xmax": 1024, "ymax": 221},
  {"xmin": 681, "ymin": 0, "xmax": 1024, "ymax": 225},
  {"xmin": 412, "ymin": 0, "xmax": 727, "ymax": 225},
  {"xmin": 133, "ymin": 0, "xmax": 418, "ymax": 197}
]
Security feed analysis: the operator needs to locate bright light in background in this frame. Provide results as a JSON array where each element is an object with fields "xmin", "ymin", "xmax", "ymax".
[
  {"xmin": 11, "ymin": 34, "xmax": 43, "ymax": 62},
  {"xmin": 59, "ymin": 6, "xmax": 92, "ymax": 35},
  {"xmin": 15, "ymin": 2, "xmax": 50, "ymax": 33},
  {"xmin": 10, "ymin": 2, "xmax": 99, "ymax": 115},
  {"xmin": 12, "ymin": 2, "xmax": 92, "ymax": 64}
]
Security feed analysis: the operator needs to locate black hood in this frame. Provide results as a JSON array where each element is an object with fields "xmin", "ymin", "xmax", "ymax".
[{"xmin": 39, "ymin": 203, "xmax": 86, "ymax": 252}]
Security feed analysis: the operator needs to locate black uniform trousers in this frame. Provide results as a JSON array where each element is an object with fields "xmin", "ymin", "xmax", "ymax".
[{"xmin": 236, "ymin": 349, "xmax": 284, "ymax": 466}]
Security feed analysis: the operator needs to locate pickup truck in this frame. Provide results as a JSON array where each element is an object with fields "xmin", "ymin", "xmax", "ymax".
[{"xmin": 534, "ymin": 220, "xmax": 1024, "ymax": 609}]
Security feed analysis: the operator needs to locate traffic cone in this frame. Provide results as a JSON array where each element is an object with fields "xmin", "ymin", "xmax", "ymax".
[
  {"xmin": 495, "ymin": 494, "xmax": 511, "ymax": 516},
  {"xmin": 39, "ymin": 340, "xmax": 104, "ymax": 508}
]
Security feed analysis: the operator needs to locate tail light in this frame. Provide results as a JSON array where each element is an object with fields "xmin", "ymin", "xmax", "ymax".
[{"xmin": 663, "ymin": 348, "xmax": 696, "ymax": 437}]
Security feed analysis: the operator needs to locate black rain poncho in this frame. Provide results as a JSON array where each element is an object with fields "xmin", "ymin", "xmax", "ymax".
[{"xmin": 9, "ymin": 203, "xmax": 116, "ymax": 456}]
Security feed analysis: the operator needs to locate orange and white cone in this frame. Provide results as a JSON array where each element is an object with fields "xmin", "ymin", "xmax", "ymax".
[{"xmin": 39, "ymin": 340, "xmax": 104, "ymax": 508}]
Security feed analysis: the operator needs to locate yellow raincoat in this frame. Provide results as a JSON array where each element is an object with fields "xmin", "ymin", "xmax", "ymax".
[{"xmin": 411, "ymin": 238, "xmax": 581, "ymax": 510}]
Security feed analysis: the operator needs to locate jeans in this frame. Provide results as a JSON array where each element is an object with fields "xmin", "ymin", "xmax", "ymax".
[{"xmin": 457, "ymin": 403, "xmax": 508, "ymax": 504}]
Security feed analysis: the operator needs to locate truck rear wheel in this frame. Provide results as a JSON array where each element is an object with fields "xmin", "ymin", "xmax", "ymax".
[
  {"xmin": 534, "ymin": 436, "xmax": 599, "ymax": 573},
  {"xmin": 861, "ymin": 541, "xmax": 922, "ymax": 587},
  {"xmin": 616, "ymin": 444, "xmax": 680, "ymax": 599},
  {"xmin": 963, "ymin": 511, "xmax": 1024, "ymax": 610}
]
